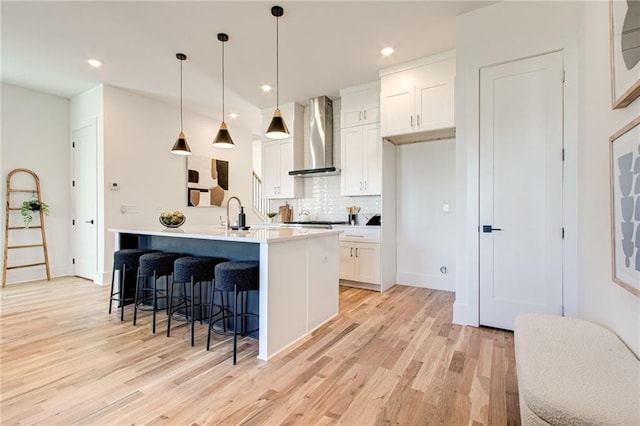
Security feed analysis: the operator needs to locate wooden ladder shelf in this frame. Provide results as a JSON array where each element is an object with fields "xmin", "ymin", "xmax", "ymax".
[{"xmin": 3, "ymin": 168, "xmax": 51, "ymax": 287}]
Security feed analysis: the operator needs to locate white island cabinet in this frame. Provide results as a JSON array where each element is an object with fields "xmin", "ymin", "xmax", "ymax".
[{"xmin": 110, "ymin": 225, "xmax": 340, "ymax": 360}]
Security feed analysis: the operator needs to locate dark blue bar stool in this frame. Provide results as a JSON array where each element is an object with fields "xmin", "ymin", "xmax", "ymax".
[
  {"xmin": 207, "ymin": 261, "xmax": 259, "ymax": 365},
  {"xmin": 109, "ymin": 249, "xmax": 155, "ymax": 321},
  {"xmin": 133, "ymin": 252, "xmax": 184, "ymax": 333},
  {"xmin": 167, "ymin": 256, "xmax": 227, "ymax": 346}
]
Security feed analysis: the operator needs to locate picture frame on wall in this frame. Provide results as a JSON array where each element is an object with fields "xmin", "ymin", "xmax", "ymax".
[
  {"xmin": 610, "ymin": 116, "xmax": 640, "ymax": 297},
  {"xmin": 609, "ymin": 0, "xmax": 640, "ymax": 109},
  {"xmin": 186, "ymin": 155, "xmax": 229, "ymax": 207}
]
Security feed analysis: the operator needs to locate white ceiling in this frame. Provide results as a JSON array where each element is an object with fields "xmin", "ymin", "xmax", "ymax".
[{"xmin": 1, "ymin": 1, "xmax": 494, "ymax": 134}]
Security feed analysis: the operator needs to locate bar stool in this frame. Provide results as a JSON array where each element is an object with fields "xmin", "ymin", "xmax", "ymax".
[
  {"xmin": 109, "ymin": 249, "xmax": 155, "ymax": 321},
  {"xmin": 133, "ymin": 252, "xmax": 184, "ymax": 333},
  {"xmin": 207, "ymin": 261, "xmax": 259, "ymax": 365},
  {"xmin": 167, "ymin": 256, "xmax": 227, "ymax": 346}
]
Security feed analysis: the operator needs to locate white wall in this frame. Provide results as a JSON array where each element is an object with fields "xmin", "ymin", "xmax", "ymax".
[
  {"xmin": 396, "ymin": 139, "xmax": 456, "ymax": 291},
  {"xmin": 1, "ymin": 83, "xmax": 72, "ymax": 284},
  {"xmin": 454, "ymin": 1, "xmax": 581, "ymax": 325},
  {"xmin": 99, "ymin": 84, "xmax": 258, "ymax": 282},
  {"xmin": 579, "ymin": 1, "xmax": 640, "ymax": 356}
]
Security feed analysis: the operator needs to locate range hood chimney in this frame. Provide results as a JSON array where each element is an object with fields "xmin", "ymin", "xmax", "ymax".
[{"xmin": 288, "ymin": 95, "xmax": 338, "ymax": 177}]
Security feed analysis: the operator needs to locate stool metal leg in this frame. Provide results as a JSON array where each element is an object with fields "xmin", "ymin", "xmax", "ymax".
[
  {"xmin": 233, "ymin": 284, "xmax": 238, "ymax": 365},
  {"xmin": 206, "ymin": 281, "xmax": 214, "ymax": 351},
  {"xmin": 109, "ymin": 267, "xmax": 117, "ymax": 314},
  {"xmin": 133, "ymin": 268, "xmax": 142, "ymax": 326},
  {"xmin": 152, "ymin": 271, "xmax": 158, "ymax": 334},
  {"xmin": 167, "ymin": 277, "xmax": 174, "ymax": 337},
  {"xmin": 120, "ymin": 264, "xmax": 127, "ymax": 322},
  {"xmin": 190, "ymin": 277, "xmax": 195, "ymax": 346}
]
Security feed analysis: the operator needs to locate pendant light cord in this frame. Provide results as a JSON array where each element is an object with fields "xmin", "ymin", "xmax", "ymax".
[
  {"xmin": 222, "ymin": 40, "xmax": 225, "ymax": 118},
  {"xmin": 276, "ymin": 13, "xmax": 279, "ymax": 109},
  {"xmin": 179, "ymin": 58, "xmax": 184, "ymax": 133}
]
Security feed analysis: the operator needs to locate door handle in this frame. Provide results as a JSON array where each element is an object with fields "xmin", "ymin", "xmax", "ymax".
[
  {"xmin": 85, "ymin": 219, "xmax": 94, "ymax": 224},
  {"xmin": 350, "ymin": 247, "xmax": 353, "ymax": 257},
  {"xmin": 482, "ymin": 225, "xmax": 502, "ymax": 233}
]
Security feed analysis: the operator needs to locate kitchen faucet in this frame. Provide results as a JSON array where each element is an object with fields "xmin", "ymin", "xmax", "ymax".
[{"xmin": 226, "ymin": 196, "xmax": 243, "ymax": 230}]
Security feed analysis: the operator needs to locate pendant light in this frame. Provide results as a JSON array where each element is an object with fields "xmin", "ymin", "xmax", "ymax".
[
  {"xmin": 265, "ymin": 5, "xmax": 290, "ymax": 139},
  {"xmin": 213, "ymin": 33, "xmax": 235, "ymax": 148},
  {"xmin": 171, "ymin": 53, "xmax": 192, "ymax": 155}
]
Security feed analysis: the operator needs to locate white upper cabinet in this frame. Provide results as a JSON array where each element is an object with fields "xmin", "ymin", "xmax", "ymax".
[
  {"xmin": 339, "ymin": 83, "xmax": 382, "ymax": 196},
  {"xmin": 380, "ymin": 50, "xmax": 455, "ymax": 142},
  {"xmin": 340, "ymin": 82, "xmax": 380, "ymax": 128},
  {"xmin": 341, "ymin": 123, "xmax": 381, "ymax": 196},
  {"xmin": 261, "ymin": 103, "xmax": 304, "ymax": 199}
]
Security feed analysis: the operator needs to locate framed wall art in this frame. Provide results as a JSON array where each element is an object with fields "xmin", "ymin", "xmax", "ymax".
[
  {"xmin": 186, "ymin": 155, "xmax": 229, "ymax": 207},
  {"xmin": 610, "ymin": 116, "xmax": 640, "ymax": 297},
  {"xmin": 610, "ymin": 0, "xmax": 640, "ymax": 109}
]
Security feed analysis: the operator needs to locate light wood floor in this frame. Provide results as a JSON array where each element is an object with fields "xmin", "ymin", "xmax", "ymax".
[{"xmin": 0, "ymin": 276, "xmax": 520, "ymax": 425}]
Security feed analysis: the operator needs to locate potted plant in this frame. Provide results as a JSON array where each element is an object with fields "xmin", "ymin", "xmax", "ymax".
[
  {"xmin": 266, "ymin": 212, "xmax": 278, "ymax": 223},
  {"xmin": 20, "ymin": 199, "xmax": 50, "ymax": 228}
]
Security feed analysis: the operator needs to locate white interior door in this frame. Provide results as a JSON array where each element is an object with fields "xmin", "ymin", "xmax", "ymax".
[
  {"xmin": 72, "ymin": 122, "xmax": 97, "ymax": 280},
  {"xmin": 479, "ymin": 51, "xmax": 564, "ymax": 330}
]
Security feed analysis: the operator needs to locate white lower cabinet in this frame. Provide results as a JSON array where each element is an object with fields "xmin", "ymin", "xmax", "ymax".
[{"xmin": 339, "ymin": 242, "xmax": 380, "ymax": 284}]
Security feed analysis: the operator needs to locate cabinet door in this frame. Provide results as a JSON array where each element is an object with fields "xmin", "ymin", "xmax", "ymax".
[
  {"xmin": 362, "ymin": 123, "xmax": 381, "ymax": 195},
  {"xmin": 262, "ymin": 140, "xmax": 280, "ymax": 198},
  {"xmin": 342, "ymin": 106, "xmax": 364, "ymax": 128},
  {"xmin": 354, "ymin": 242, "xmax": 380, "ymax": 284},
  {"xmin": 362, "ymin": 103, "xmax": 380, "ymax": 124},
  {"xmin": 339, "ymin": 242, "xmax": 356, "ymax": 280},
  {"xmin": 277, "ymin": 139, "xmax": 295, "ymax": 198},
  {"xmin": 416, "ymin": 77, "xmax": 454, "ymax": 131},
  {"xmin": 341, "ymin": 126, "xmax": 365, "ymax": 196},
  {"xmin": 380, "ymin": 83, "xmax": 414, "ymax": 137}
]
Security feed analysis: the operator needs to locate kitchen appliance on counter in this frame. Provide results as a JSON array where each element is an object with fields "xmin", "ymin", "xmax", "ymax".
[{"xmin": 365, "ymin": 214, "xmax": 381, "ymax": 226}]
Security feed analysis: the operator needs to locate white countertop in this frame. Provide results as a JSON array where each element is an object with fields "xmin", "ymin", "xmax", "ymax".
[{"xmin": 109, "ymin": 225, "xmax": 342, "ymax": 243}]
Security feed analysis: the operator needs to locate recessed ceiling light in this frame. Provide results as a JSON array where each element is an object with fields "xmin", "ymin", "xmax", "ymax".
[
  {"xmin": 88, "ymin": 58, "xmax": 103, "ymax": 68},
  {"xmin": 229, "ymin": 113, "xmax": 239, "ymax": 119},
  {"xmin": 261, "ymin": 84, "xmax": 272, "ymax": 92},
  {"xmin": 381, "ymin": 47, "xmax": 394, "ymax": 56}
]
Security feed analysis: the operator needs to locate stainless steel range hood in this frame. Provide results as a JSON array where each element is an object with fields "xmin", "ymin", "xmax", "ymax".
[{"xmin": 288, "ymin": 96, "xmax": 339, "ymax": 177}]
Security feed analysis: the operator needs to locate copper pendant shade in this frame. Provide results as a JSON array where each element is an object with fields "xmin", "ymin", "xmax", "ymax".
[
  {"xmin": 171, "ymin": 53, "xmax": 192, "ymax": 155},
  {"xmin": 213, "ymin": 33, "xmax": 235, "ymax": 148},
  {"xmin": 265, "ymin": 5, "xmax": 290, "ymax": 139}
]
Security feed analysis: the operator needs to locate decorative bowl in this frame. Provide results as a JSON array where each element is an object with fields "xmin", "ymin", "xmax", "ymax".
[{"xmin": 159, "ymin": 211, "xmax": 186, "ymax": 228}]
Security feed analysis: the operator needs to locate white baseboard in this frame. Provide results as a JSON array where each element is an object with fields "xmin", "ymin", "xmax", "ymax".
[
  {"xmin": 453, "ymin": 301, "xmax": 479, "ymax": 327},
  {"xmin": 339, "ymin": 279, "xmax": 381, "ymax": 292},
  {"xmin": 395, "ymin": 272, "xmax": 455, "ymax": 292}
]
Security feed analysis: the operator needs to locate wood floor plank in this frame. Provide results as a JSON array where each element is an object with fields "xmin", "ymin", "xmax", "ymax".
[{"xmin": 0, "ymin": 277, "xmax": 520, "ymax": 425}]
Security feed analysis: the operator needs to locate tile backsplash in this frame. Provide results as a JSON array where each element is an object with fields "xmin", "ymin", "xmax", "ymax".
[{"xmin": 268, "ymin": 175, "xmax": 380, "ymax": 223}]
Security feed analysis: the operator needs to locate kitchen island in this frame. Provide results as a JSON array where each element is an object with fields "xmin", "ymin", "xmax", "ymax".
[{"xmin": 110, "ymin": 225, "xmax": 341, "ymax": 360}]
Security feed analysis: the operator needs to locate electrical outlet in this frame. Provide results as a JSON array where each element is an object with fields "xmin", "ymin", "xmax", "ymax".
[
  {"xmin": 443, "ymin": 204, "xmax": 450, "ymax": 212},
  {"xmin": 120, "ymin": 205, "xmax": 139, "ymax": 214}
]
